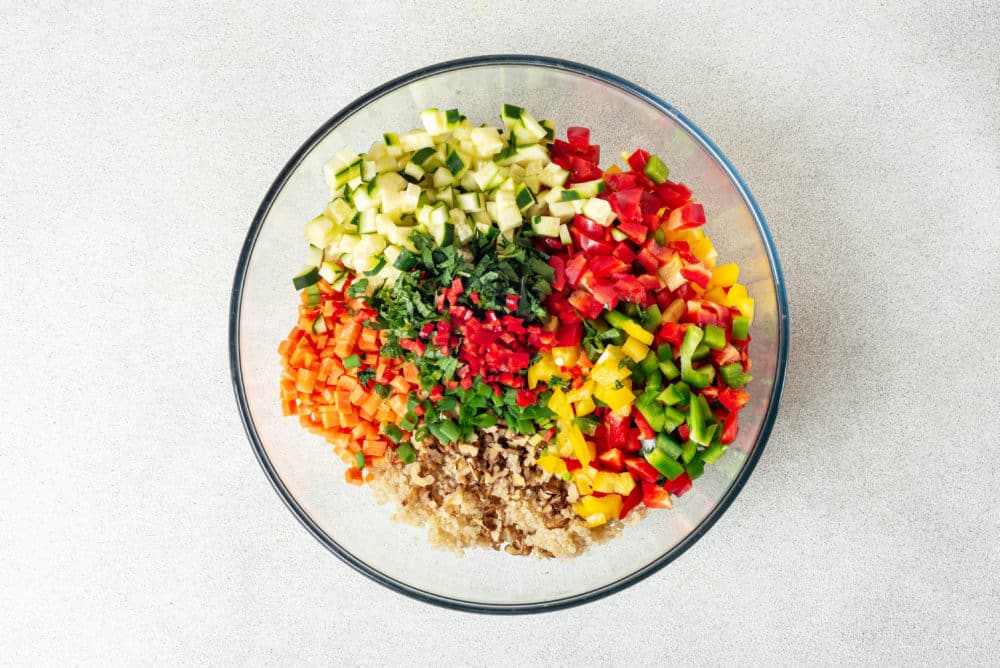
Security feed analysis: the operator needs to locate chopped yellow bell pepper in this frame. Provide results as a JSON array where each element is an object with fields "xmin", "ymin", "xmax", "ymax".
[
  {"xmin": 593, "ymin": 382, "xmax": 635, "ymax": 413},
  {"xmin": 573, "ymin": 466, "xmax": 596, "ymax": 495},
  {"xmin": 621, "ymin": 336, "xmax": 650, "ymax": 362},
  {"xmin": 593, "ymin": 471, "xmax": 637, "ymax": 496},
  {"xmin": 547, "ymin": 387, "xmax": 574, "ymax": 421},
  {"xmin": 690, "ymin": 236, "xmax": 717, "ymax": 267},
  {"xmin": 551, "ymin": 346, "xmax": 580, "ymax": 368},
  {"xmin": 567, "ymin": 424, "xmax": 595, "ymax": 467},
  {"xmin": 572, "ymin": 494, "xmax": 623, "ymax": 527},
  {"xmin": 620, "ymin": 320, "xmax": 654, "ymax": 345},
  {"xmin": 574, "ymin": 395, "xmax": 596, "ymax": 417},
  {"xmin": 703, "ymin": 286, "xmax": 727, "ymax": 303},
  {"xmin": 709, "ymin": 263, "xmax": 739, "ymax": 288},
  {"xmin": 536, "ymin": 455, "xmax": 568, "ymax": 477},
  {"xmin": 724, "ymin": 283, "xmax": 754, "ymax": 322},
  {"xmin": 590, "ymin": 345, "xmax": 627, "ymax": 387},
  {"xmin": 565, "ymin": 379, "xmax": 593, "ymax": 403},
  {"xmin": 527, "ymin": 352, "xmax": 559, "ymax": 389}
]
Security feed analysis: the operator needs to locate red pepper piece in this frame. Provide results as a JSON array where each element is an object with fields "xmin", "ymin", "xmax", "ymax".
[
  {"xmin": 565, "ymin": 458, "xmax": 582, "ymax": 472},
  {"xmin": 568, "ymin": 289, "xmax": 604, "ymax": 320},
  {"xmin": 549, "ymin": 255, "xmax": 566, "ymax": 291},
  {"xmin": 611, "ymin": 242, "xmax": 636, "ymax": 265},
  {"xmin": 588, "ymin": 255, "xmax": 628, "ymax": 279},
  {"xmin": 662, "ymin": 472, "xmax": 693, "ymax": 497},
  {"xmin": 596, "ymin": 448, "xmax": 625, "ymax": 472},
  {"xmin": 616, "ymin": 220, "xmax": 649, "ymax": 245},
  {"xmin": 604, "ymin": 172, "xmax": 638, "ymax": 192},
  {"xmin": 619, "ymin": 483, "xmax": 643, "ymax": 520},
  {"xmin": 566, "ymin": 126, "xmax": 590, "ymax": 149},
  {"xmin": 609, "ymin": 188, "xmax": 644, "ymax": 225},
  {"xmin": 656, "ymin": 322, "xmax": 686, "ymax": 347},
  {"xmin": 572, "ymin": 214, "xmax": 608, "ymax": 240},
  {"xmin": 564, "ymin": 254, "xmax": 589, "ymax": 287},
  {"xmin": 626, "ymin": 148, "xmax": 650, "ymax": 172},
  {"xmin": 712, "ymin": 344, "xmax": 741, "ymax": 367},
  {"xmin": 589, "ymin": 280, "xmax": 620, "ymax": 310},
  {"xmin": 666, "ymin": 202, "xmax": 706, "ymax": 231},
  {"xmin": 681, "ymin": 264, "xmax": 712, "ymax": 289},
  {"xmin": 609, "ymin": 273, "xmax": 646, "ymax": 304},
  {"xmin": 720, "ymin": 410, "xmax": 739, "ymax": 444},
  {"xmin": 624, "ymin": 457, "xmax": 661, "ymax": 483},
  {"xmin": 515, "ymin": 389, "xmax": 535, "ymax": 408},
  {"xmin": 555, "ymin": 320, "xmax": 583, "ymax": 347},
  {"xmin": 641, "ymin": 480, "xmax": 672, "ymax": 508},
  {"xmin": 605, "ymin": 413, "xmax": 629, "ymax": 448},
  {"xmin": 654, "ymin": 180, "xmax": 692, "ymax": 209},
  {"xmin": 718, "ymin": 387, "xmax": 750, "ymax": 411},
  {"xmin": 572, "ymin": 228, "xmax": 614, "ymax": 256},
  {"xmin": 633, "ymin": 411, "xmax": 655, "ymax": 439},
  {"xmin": 570, "ymin": 156, "xmax": 603, "ymax": 183}
]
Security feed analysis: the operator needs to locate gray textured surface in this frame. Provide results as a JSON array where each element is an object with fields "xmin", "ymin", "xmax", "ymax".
[{"xmin": 2, "ymin": 1, "xmax": 998, "ymax": 665}]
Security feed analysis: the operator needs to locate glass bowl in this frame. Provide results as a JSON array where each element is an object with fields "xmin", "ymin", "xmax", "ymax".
[{"xmin": 230, "ymin": 55, "xmax": 788, "ymax": 613}]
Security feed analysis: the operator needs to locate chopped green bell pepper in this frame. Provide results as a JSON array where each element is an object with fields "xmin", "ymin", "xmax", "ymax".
[
  {"xmin": 641, "ymin": 305, "xmax": 663, "ymax": 331},
  {"xmin": 656, "ymin": 383, "xmax": 686, "ymax": 406},
  {"xmin": 638, "ymin": 351, "xmax": 660, "ymax": 376},
  {"xmin": 701, "ymin": 442, "xmax": 727, "ymax": 464},
  {"xmin": 662, "ymin": 405, "xmax": 687, "ymax": 432},
  {"xmin": 656, "ymin": 343, "xmax": 673, "ymax": 362},
  {"xmin": 681, "ymin": 439, "xmax": 698, "ymax": 464},
  {"xmin": 644, "ymin": 446, "xmax": 684, "ymax": 480},
  {"xmin": 681, "ymin": 358, "xmax": 713, "ymax": 389},
  {"xmin": 731, "ymin": 316, "xmax": 750, "ymax": 341},
  {"xmin": 720, "ymin": 363, "xmax": 753, "ymax": 388},
  {"xmin": 703, "ymin": 324, "xmax": 726, "ymax": 350},
  {"xmin": 658, "ymin": 358, "xmax": 680, "ymax": 381},
  {"xmin": 691, "ymin": 343, "xmax": 711, "ymax": 361},
  {"xmin": 685, "ymin": 455, "xmax": 705, "ymax": 479},
  {"xmin": 679, "ymin": 325, "xmax": 704, "ymax": 360}
]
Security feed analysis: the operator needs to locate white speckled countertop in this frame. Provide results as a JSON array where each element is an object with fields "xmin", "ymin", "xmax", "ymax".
[{"xmin": 2, "ymin": 1, "xmax": 998, "ymax": 664}]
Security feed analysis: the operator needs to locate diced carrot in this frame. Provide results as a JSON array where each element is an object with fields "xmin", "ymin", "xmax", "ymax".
[
  {"xmin": 348, "ymin": 384, "xmax": 367, "ymax": 405},
  {"xmin": 362, "ymin": 439, "xmax": 388, "ymax": 457},
  {"xmin": 295, "ymin": 368, "xmax": 317, "ymax": 394},
  {"xmin": 344, "ymin": 467, "xmax": 364, "ymax": 486},
  {"xmin": 363, "ymin": 471, "xmax": 375, "ymax": 483},
  {"xmin": 281, "ymin": 399, "xmax": 297, "ymax": 416},
  {"xmin": 317, "ymin": 357, "xmax": 336, "ymax": 383},
  {"xmin": 339, "ymin": 408, "xmax": 359, "ymax": 428},
  {"xmin": 402, "ymin": 363, "xmax": 419, "ymax": 384},
  {"xmin": 359, "ymin": 392, "xmax": 381, "ymax": 419},
  {"xmin": 337, "ymin": 374, "xmax": 359, "ymax": 392},
  {"xmin": 388, "ymin": 395, "xmax": 408, "ymax": 417},
  {"xmin": 390, "ymin": 376, "xmax": 410, "ymax": 394},
  {"xmin": 358, "ymin": 329, "xmax": 379, "ymax": 352},
  {"xmin": 369, "ymin": 456, "xmax": 387, "ymax": 469}
]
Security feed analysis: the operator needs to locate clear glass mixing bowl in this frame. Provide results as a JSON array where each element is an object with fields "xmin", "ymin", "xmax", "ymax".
[{"xmin": 230, "ymin": 55, "xmax": 788, "ymax": 613}]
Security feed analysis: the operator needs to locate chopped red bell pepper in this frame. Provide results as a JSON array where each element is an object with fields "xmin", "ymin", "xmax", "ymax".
[
  {"xmin": 655, "ymin": 180, "xmax": 692, "ymax": 209},
  {"xmin": 571, "ymin": 156, "xmax": 603, "ymax": 182},
  {"xmin": 639, "ymin": 191, "xmax": 664, "ymax": 216},
  {"xmin": 605, "ymin": 413, "xmax": 629, "ymax": 448},
  {"xmin": 633, "ymin": 411, "xmax": 655, "ymax": 439},
  {"xmin": 515, "ymin": 389, "xmax": 535, "ymax": 408},
  {"xmin": 589, "ymin": 280, "xmax": 620, "ymax": 309},
  {"xmin": 572, "ymin": 214, "xmax": 608, "ymax": 240},
  {"xmin": 610, "ymin": 188, "xmax": 644, "ymax": 225},
  {"xmin": 555, "ymin": 320, "xmax": 583, "ymax": 347},
  {"xmin": 612, "ymin": 242, "xmax": 636, "ymax": 265},
  {"xmin": 626, "ymin": 149, "xmax": 650, "ymax": 172},
  {"xmin": 549, "ymin": 255, "xmax": 566, "ymax": 291},
  {"xmin": 656, "ymin": 322, "xmax": 686, "ymax": 347},
  {"xmin": 711, "ymin": 344, "xmax": 741, "ymax": 367},
  {"xmin": 720, "ymin": 410, "xmax": 739, "ymax": 444},
  {"xmin": 666, "ymin": 202, "xmax": 706, "ymax": 231},
  {"xmin": 718, "ymin": 387, "xmax": 750, "ymax": 411},
  {"xmin": 641, "ymin": 480, "xmax": 673, "ymax": 508},
  {"xmin": 677, "ymin": 424, "xmax": 690, "ymax": 441},
  {"xmin": 624, "ymin": 457, "xmax": 661, "ymax": 483},
  {"xmin": 596, "ymin": 448, "xmax": 625, "ymax": 471},
  {"xmin": 609, "ymin": 273, "xmax": 646, "ymax": 304},
  {"xmin": 681, "ymin": 264, "xmax": 712, "ymax": 289},
  {"xmin": 505, "ymin": 294, "xmax": 520, "ymax": 311},
  {"xmin": 566, "ymin": 126, "xmax": 590, "ymax": 149},
  {"xmin": 564, "ymin": 254, "xmax": 589, "ymax": 287},
  {"xmin": 619, "ymin": 483, "xmax": 643, "ymax": 519},
  {"xmin": 662, "ymin": 472, "xmax": 693, "ymax": 497},
  {"xmin": 617, "ymin": 221, "xmax": 649, "ymax": 245},
  {"xmin": 568, "ymin": 289, "xmax": 604, "ymax": 319},
  {"xmin": 565, "ymin": 458, "xmax": 582, "ymax": 472},
  {"xmin": 572, "ymin": 228, "xmax": 614, "ymax": 256},
  {"xmin": 604, "ymin": 172, "xmax": 638, "ymax": 192},
  {"xmin": 588, "ymin": 255, "xmax": 629, "ymax": 279}
]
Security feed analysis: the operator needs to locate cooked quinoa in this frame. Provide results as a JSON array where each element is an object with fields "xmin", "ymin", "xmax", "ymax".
[{"xmin": 369, "ymin": 426, "xmax": 625, "ymax": 558}]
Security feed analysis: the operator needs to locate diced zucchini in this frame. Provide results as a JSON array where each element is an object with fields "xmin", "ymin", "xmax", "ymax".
[
  {"xmin": 531, "ymin": 215, "xmax": 560, "ymax": 237},
  {"xmin": 514, "ymin": 183, "xmax": 535, "ymax": 211},
  {"xmin": 304, "ymin": 215, "xmax": 336, "ymax": 247},
  {"xmin": 456, "ymin": 191, "xmax": 485, "ymax": 212},
  {"xmin": 399, "ymin": 130, "xmax": 433, "ymax": 152},
  {"xmin": 306, "ymin": 244, "xmax": 324, "ymax": 266}
]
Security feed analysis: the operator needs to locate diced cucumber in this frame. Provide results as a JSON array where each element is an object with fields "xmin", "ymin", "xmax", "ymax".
[
  {"xmin": 306, "ymin": 244, "xmax": 324, "ymax": 266},
  {"xmin": 501, "ymin": 103, "xmax": 523, "ymax": 128},
  {"xmin": 312, "ymin": 315, "xmax": 327, "ymax": 334},
  {"xmin": 292, "ymin": 265, "xmax": 321, "ymax": 290},
  {"xmin": 403, "ymin": 160, "xmax": 425, "ymax": 181},
  {"xmin": 456, "ymin": 191, "xmax": 485, "ymax": 212},
  {"xmin": 399, "ymin": 130, "xmax": 433, "ymax": 152},
  {"xmin": 357, "ymin": 209, "xmax": 377, "ymax": 234},
  {"xmin": 562, "ymin": 179, "xmax": 605, "ymax": 199},
  {"xmin": 419, "ymin": 108, "xmax": 447, "ymax": 135},
  {"xmin": 515, "ymin": 183, "xmax": 535, "ymax": 210},
  {"xmin": 531, "ymin": 215, "xmax": 560, "ymax": 237},
  {"xmin": 582, "ymin": 197, "xmax": 616, "ymax": 226},
  {"xmin": 444, "ymin": 147, "xmax": 468, "ymax": 176},
  {"xmin": 558, "ymin": 224, "xmax": 572, "ymax": 245},
  {"xmin": 304, "ymin": 215, "xmax": 336, "ymax": 247}
]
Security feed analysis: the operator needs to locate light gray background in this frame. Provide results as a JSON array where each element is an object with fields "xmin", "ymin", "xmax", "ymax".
[{"xmin": 2, "ymin": 1, "xmax": 998, "ymax": 665}]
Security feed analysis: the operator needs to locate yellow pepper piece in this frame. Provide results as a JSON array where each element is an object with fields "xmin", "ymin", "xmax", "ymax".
[
  {"xmin": 666, "ymin": 227, "xmax": 705, "ymax": 244},
  {"xmin": 547, "ymin": 387, "xmax": 574, "ymax": 421},
  {"xmin": 605, "ymin": 164, "xmax": 622, "ymax": 175},
  {"xmin": 573, "ymin": 466, "xmax": 597, "ymax": 495},
  {"xmin": 725, "ymin": 283, "xmax": 748, "ymax": 303},
  {"xmin": 536, "ymin": 455, "xmax": 568, "ymax": 477},
  {"xmin": 690, "ymin": 236, "xmax": 717, "ymax": 267},
  {"xmin": 563, "ymin": 423, "xmax": 594, "ymax": 467},
  {"xmin": 709, "ymin": 263, "xmax": 739, "ymax": 288},
  {"xmin": 565, "ymin": 379, "xmax": 594, "ymax": 403},
  {"xmin": 703, "ymin": 286, "xmax": 727, "ymax": 304},
  {"xmin": 620, "ymin": 320, "xmax": 654, "ymax": 345},
  {"xmin": 527, "ymin": 352, "xmax": 558, "ymax": 389},
  {"xmin": 572, "ymin": 494, "xmax": 623, "ymax": 527},
  {"xmin": 590, "ymin": 345, "xmax": 627, "ymax": 386},
  {"xmin": 621, "ymin": 336, "xmax": 650, "ymax": 362},
  {"xmin": 724, "ymin": 284, "xmax": 754, "ymax": 322},
  {"xmin": 551, "ymin": 346, "xmax": 580, "ymax": 368},
  {"xmin": 593, "ymin": 382, "xmax": 635, "ymax": 413},
  {"xmin": 574, "ymin": 395, "xmax": 596, "ymax": 417}
]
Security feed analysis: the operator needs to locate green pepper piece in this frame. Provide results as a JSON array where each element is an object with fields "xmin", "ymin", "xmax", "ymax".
[
  {"xmin": 691, "ymin": 343, "xmax": 711, "ymax": 361},
  {"xmin": 382, "ymin": 423, "xmax": 404, "ymax": 443},
  {"xmin": 658, "ymin": 358, "xmax": 680, "ymax": 381},
  {"xmin": 644, "ymin": 447, "xmax": 684, "ymax": 479},
  {"xmin": 679, "ymin": 325, "xmax": 704, "ymax": 360},
  {"xmin": 641, "ymin": 305, "xmax": 663, "ymax": 331},
  {"xmin": 645, "ymin": 369, "xmax": 663, "ymax": 392},
  {"xmin": 661, "ymin": 405, "xmax": 687, "ymax": 432},
  {"xmin": 656, "ymin": 384, "xmax": 685, "ymax": 406},
  {"xmin": 701, "ymin": 442, "xmax": 727, "ymax": 464},
  {"xmin": 685, "ymin": 456, "xmax": 705, "ymax": 479},
  {"xmin": 638, "ymin": 351, "xmax": 660, "ymax": 376},
  {"xmin": 354, "ymin": 451, "xmax": 366, "ymax": 470},
  {"xmin": 687, "ymin": 393, "xmax": 710, "ymax": 446},
  {"xmin": 636, "ymin": 393, "xmax": 666, "ymax": 431},
  {"xmin": 681, "ymin": 439, "xmax": 698, "ymax": 464},
  {"xmin": 731, "ymin": 316, "xmax": 750, "ymax": 341},
  {"xmin": 681, "ymin": 358, "xmax": 712, "ymax": 389},
  {"xmin": 720, "ymin": 363, "xmax": 753, "ymax": 389},
  {"xmin": 342, "ymin": 354, "xmax": 361, "ymax": 370},
  {"xmin": 655, "ymin": 432, "xmax": 683, "ymax": 458},
  {"xmin": 703, "ymin": 324, "xmax": 726, "ymax": 350}
]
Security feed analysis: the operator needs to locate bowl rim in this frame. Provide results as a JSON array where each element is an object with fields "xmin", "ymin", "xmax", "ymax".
[{"xmin": 230, "ymin": 54, "xmax": 789, "ymax": 614}]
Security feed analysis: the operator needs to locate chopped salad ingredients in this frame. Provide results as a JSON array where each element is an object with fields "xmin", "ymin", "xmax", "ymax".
[{"xmin": 278, "ymin": 105, "xmax": 754, "ymax": 557}]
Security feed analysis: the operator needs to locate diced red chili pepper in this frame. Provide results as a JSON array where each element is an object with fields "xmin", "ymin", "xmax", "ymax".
[
  {"xmin": 505, "ymin": 294, "xmax": 520, "ymax": 311},
  {"xmin": 626, "ymin": 149, "xmax": 650, "ymax": 172},
  {"xmin": 624, "ymin": 457, "xmax": 661, "ymax": 483}
]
